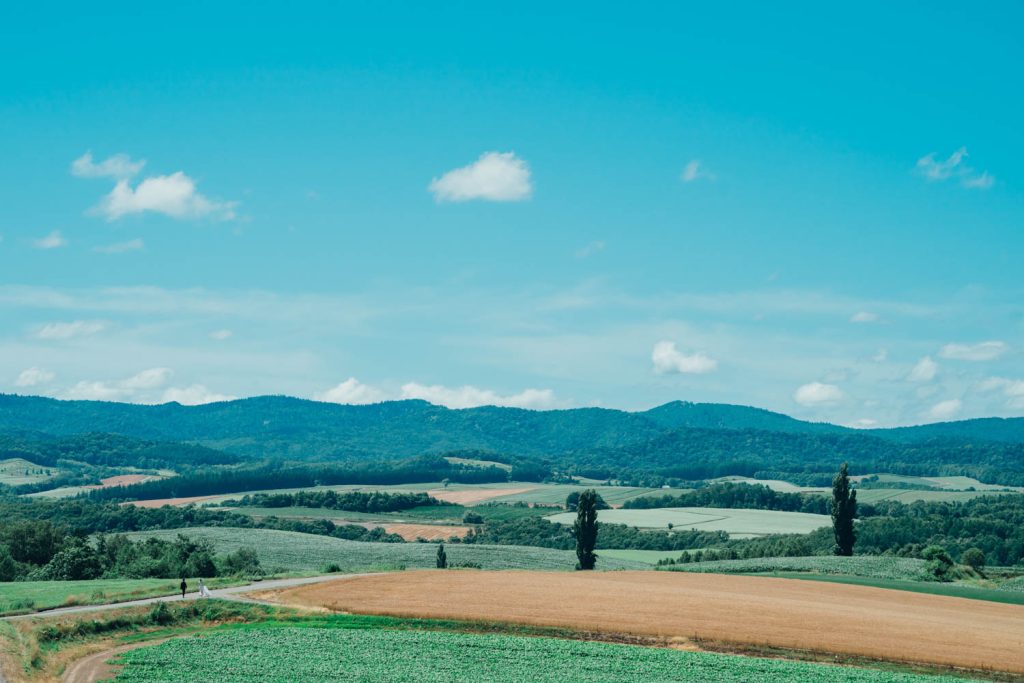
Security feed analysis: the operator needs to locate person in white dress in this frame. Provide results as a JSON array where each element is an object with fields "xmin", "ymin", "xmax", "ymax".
[{"xmin": 198, "ymin": 578, "xmax": 212, "ymax": 598}]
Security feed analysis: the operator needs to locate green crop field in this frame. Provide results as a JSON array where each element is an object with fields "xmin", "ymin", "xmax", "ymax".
[
  {"xmin": 0, "ymin": 577, "xmax": 237, "ymax": 616},
  {"xmin": 661, "ymin": 555, "xmax": 935, "ymax": 581},
  {"xmin": 0, "ymin": 457, "xmax": 56, "ymax": 486},
  {"xmin": 597, "ymin": 549, "xmax": 690, "ymax": 564},
  {"xmin": 546, "ymin": 507, "xmax": 830, "ymax": 538},
  {"xmin": 852, "ymin": 488, "xmax": 1016, "ymax": 504},
  {"xmin": 112, "ymin": 625, "xmax": 968, "ymax": 683},
  {"xmin": 710, "ymin": 476, "xmax": 828, "ymax": 493},
  {"xmin": 444, "ymin": 456, "xmax": 512, "ymax": 471},
  {"xmin": 121, "ymin": 527, "xmax": 647, "ymax": 572}
]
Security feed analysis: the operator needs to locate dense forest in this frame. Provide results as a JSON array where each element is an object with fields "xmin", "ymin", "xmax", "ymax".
[{"xmin": 3, "ymin": 395, "xmax": 1023, "ymax": 488}]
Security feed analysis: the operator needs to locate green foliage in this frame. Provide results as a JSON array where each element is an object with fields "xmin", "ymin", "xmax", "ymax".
[
  {"xmin": 219, "ymin": 547, "xmax": 263, "ymax": 578},
  {"xmin": 462, "ymin": 511, "xmax": 484, "ymax": 524},
  {"xmin": 623, "ymin": 482, "xmax": 831, "ymax": 514},
  {"xmin": 573, "ymin": 489, "xmax": 599, "ymax": 570},
  {"xmin": 921, "ymin": 545, "xmax": 956, "ymax": 581},
  {"xmin": 831, "ymin": 463, "xmax": 857, "ymax": 556},
  {"xmin": 0, "ymin": 543, "xmax": 18, "ymax": 581},
  {"xmin": 961, "ymin": 547, "xmax": 986, "ymax": 571},
  {"xmin": 436, "ymin": 543, "xmax": 447, "ymax": 569},
  {"xmin": 235, "ymin": 490, "xmax": 450, "ymax": 513},
  {"xmin": 564, "ymin": 490, "xmax": 609, "ymax": 511},
  {"xmin": 112, "ymin": 625, "xmax": 967, "ymax": 682}
]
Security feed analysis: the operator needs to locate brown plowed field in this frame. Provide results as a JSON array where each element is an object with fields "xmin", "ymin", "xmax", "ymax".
[
  {"xmin": 427, "ymin": 487, "xmax": 536, "ymax": 504},
  {"xmin": 264, "ymin": 570, "xmax": 1024, "ymax": 674},
  {"xmin": 381, "ymin": 524, "xmax": 471, "ymax": 541}
]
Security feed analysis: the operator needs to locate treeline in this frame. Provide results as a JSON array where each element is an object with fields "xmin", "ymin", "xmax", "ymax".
[
  {"xmin": 622, "ymin": 482, "xmax": 835, "ymax": 515},
  {"xmin": 0, "ymin": 496, "xmax": 403, "ymax": 564},
  {"xmin": 87, "ymin": 456, "xmax": 508, "ymax": 502},
  {"xmin": 0, "ymin": 432, "xmax": 239, "ymax": 470},
  {"xmin": 457, "ymin": 516, "xmax": 728, "ymax": 551},
  {"xmin": 566, "ymin": 429, "xmax": 1024, "ymax": 487},
  {"xmin": 0, "ymin": 529, "xmax": 261, "ymax": 582},
  {"xmin": 235, "ymin": 490, "xmax": 448, "ymax": 513}
]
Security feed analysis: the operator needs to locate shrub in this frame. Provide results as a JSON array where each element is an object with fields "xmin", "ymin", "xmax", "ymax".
[{"xmin": 961, "ymin": 547, "xmax": 986, "ymax": 571}]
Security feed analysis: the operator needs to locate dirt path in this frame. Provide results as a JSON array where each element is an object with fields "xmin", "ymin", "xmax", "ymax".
[
  {"xmin": 0, "ymin": 574, "xmax": 350, "ymax": 623},
  {"xmin": 263, "ymin": 570, "xmax": 1024, "ymax": 675},
  {"xmin": 61, "ymin": 640, "xmax": 167, "ymax": 683}
]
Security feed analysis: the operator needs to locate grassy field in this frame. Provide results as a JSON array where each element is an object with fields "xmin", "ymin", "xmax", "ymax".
[
  {"xmin": 0, "ymin": 577, "xmax": 238, "ymax": 616},
  {"xmin": 760, "ymin": 572, "xmax": 1024, "ymax": 606},
  {"xmin": 852, "ymin": 488, "xmax": 1017, "ymax": 504},
  {"xmin": 661, "ymin": 556, "xmax": 935, "ymax": 580},
  {"xmin": 546, "ymin": 507, "xmax": 830, "ymax": 538},
  {"xmin": 112, "ymin": 624, "xmax": 970, "ymax": 682},
  {"xmin": 597, "ymin": 549, "xmax": 690, "ymax": 564},
  {"xmin": 444, "ymin": 455, "xmax": 512, "ymax": 471},
  {"xmin": 0, "ymin": 457, "xmax": 55, "ymax": 486},
  {"xmin": 121, "ymin": 527, "xmax": 647, "ymax": 572}
]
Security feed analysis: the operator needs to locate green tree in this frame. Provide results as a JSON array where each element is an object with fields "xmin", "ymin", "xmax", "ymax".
[
  {"xmin": 573, "ymin": 489, "xmax": 600, "ymax": 570},
  {"xmin": 436, "ymin": 543, "xmax": 447, "ymax": 569},
  {"xmin": 961, "ymin": 547, "xmax": 986, "ymax": 572},
  {"xmin": 0, "ymin": 544, "xmax": 17, "ymax": 581},
  {"xmin": 830, "ymin": 463, "xmax": 857, "ymax": 556}
]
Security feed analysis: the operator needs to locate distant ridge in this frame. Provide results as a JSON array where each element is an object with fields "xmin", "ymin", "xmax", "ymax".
[{"xmin": 1, "ymin": 394, "xmax": 1021, "ymax": 459}]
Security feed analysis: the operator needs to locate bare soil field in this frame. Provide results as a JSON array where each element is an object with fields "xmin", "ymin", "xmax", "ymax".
[
  {"xmin": 381, "ymin": 524, "xmax": 471, "ymax": 541},
  {"xmin": 427, "ymin": 487, "xmax": 536, "ymax": 504},
  {"xmin": 264, "ymin": 570, "xmax": 1024, "ymax": 674}
]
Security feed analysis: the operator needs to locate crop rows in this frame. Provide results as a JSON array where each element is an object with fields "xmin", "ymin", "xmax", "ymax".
[
  {"xmin": 662, "ymin": 555, "xmax": 934, "ymax": 580},
  {"xmin": 114, "ymin": 626, "xmax": 969, "ymax": 682}
]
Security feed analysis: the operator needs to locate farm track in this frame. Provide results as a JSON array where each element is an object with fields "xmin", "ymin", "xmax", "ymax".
[
  {"xmin": 0, "ymin": 574, "xmax": 355, "ymax": 622},
  {"xmin": 263, "ymin": 570, "xmax": 1024, "ymax": 675}
]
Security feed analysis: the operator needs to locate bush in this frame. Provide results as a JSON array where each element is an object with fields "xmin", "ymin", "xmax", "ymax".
[
  {"xmin": 922, "ymin": 545, "xmax": 956, "ymax": 581},
  {"xmin": 321, "ymin": 563, "xmax": 342, "ymax": 573},
  {"xmin": 462, "ymin": 512, "xmax": 484, "ymax": 525},
  {"xmin": 961, "ymin": 547, "xmax": 986, "ymax": 571}
]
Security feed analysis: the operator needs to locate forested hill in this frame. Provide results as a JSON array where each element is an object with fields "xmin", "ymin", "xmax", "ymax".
[{"xmin": 0, "ymin": 394, "xmax": 1022, "ymax": 464}]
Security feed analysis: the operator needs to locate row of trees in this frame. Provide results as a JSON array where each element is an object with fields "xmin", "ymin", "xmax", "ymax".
[{"xmin": 0, "ymin": 528, "xmax": 261, "ymax": 582}]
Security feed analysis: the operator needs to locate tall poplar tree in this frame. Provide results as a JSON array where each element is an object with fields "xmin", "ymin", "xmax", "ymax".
[
  {"xmin": 573, "ymin": 489, "xmax": 600, "ymax": 570},
  {"xmin": 831, "ymin": 463, "xmax": 857, "ymax": 556}
]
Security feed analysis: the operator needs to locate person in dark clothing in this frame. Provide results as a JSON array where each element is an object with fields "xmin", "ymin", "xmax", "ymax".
[{"xmin": 180, "ymin": 578, "xmax": 187, "ymax": 598}]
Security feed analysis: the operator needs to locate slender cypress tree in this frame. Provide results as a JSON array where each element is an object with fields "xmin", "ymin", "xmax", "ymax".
[
  {"xmin": 436, "ymin": 542, "xmax": 447, "ymax": 569},
  {"xmin": 831, "ymin": 462, "xmax": 857, "ymax": 556},
  {"xmin": 573, "ymin": 489, "xmax": 600, "ymax": 570}
]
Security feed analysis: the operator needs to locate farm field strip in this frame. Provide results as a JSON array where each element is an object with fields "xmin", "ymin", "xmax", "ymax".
[
  {"xmin": 545, "ymin": 506, "xmax": 831, "ymax": 537},
  {"xmin": 110, "ymin": 625, "xmax": 969, "ymax": 683},
  {"xmin": 263, "ymin": 570, "xmax": 1024, "ymax": 674},
  {"xmin": 120, "ymin": 527, "xmax": 647, "ymax": 572}
]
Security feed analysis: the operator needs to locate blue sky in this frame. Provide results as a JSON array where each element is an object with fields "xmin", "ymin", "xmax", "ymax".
[{"xmin": 1, "ymin": 2, "xmax": 1022, "ymax": 425}]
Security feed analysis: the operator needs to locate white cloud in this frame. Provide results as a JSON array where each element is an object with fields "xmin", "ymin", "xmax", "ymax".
[
  {"xmin": 121, "ymin": 367, "xmax": 172, "ymax": 390},
  {"xmin": 400, "ymin": 382, "xmax": 557, "ymax": 410},
  {"xmin": 161, "ymin": 384, "xmax": 235, "ymax": 405},
  {"xmin": 575, "ymin": 241, "xmax": 606, "ymax": 259},
  {"xmin": 939, "ymin": 341, "xmax": 1008, "ymax": 361},
  {"xmin": 71, "ymin": 152, "xmax": 145, "ymax": 180},
  {"xmin": 793, "ymin": 382, "xmax": 844, "ymax": 407},
  {"xmin": 907, "ymin": 356, "xmax": 938, "ymax": 382},
  {"xmin": 209, "ymin": 329, "xmax": 233, "ymax": 341},
  {"xmin": 871, "ymin": 348, "xmax": 889, "ymax": 363},
  {"xmin": 977, "ymin": 377, "xmax": 1024, "ymax": 410},
  {"xmin": 915, "ymin": 147, "xmax": 994, "ymax": 189},
  {"xmin": 926, "ymin": 398, "xmax": 962, "ymax": 421},
  {"xmin": 63, "ymin": 380, "xmax": 125, "ymax": 401},
  {"xmin": 33, "ymin": 230, "xmax": 67, "ymax": 249},
  {"xmin": 315, "ymin": 377, "xmax": 387, "ymax": 405},
  {"xmin": 36, "ymin": 320, "xmax": 105, "ymax": 340},
  {"xmin": 428, "ymin": 152, "xmax": 532, "ymax": 202},
  {"xmin": 851, "ymin": 418, "xmax": 878, "ymax": 428},
  {"xmin": 681, "ymin": 160, "xmax": 715, "ymax": 183},
  {"xmin": 95, "ymin": 172, "xmax": 237, "ymax": 221},
  {"xmin": 651, "ymin": 340, "xmax": 717, "ymax": 375},
  {"xmin": 850, "ymin": 311, "xmax": 878, "ymax": 323},
  {"xmin": 14, "ymin": 367, "xmax": 55, "ymax": 387},
  {"xmin": 94, "ymin": 238, "xmax": 144, "ymax": 254}
]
